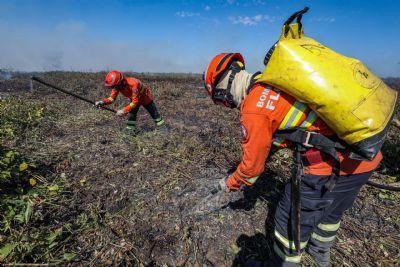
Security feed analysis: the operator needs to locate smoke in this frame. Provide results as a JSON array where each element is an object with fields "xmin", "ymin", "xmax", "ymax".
[
  {"xmin": 0, "ymin": 20, "xmax": 202, "ymax": 73},
  {"xmin": 2, "ymin": 20, "xmax": 396, "ymax": 76},
  {"xmin": 0, "ymin": 70, "xmax": 12, "ymax": 80}
]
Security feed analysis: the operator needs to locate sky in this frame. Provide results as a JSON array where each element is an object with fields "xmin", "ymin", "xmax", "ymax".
[{"xmin": 0, "ymin": 0, "xmax": 399, "ymax": 77}]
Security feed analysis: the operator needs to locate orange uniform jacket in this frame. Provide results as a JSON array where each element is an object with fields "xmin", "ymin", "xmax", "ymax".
[
  {"xmin": 232, "ymin": 83, "xmax": 382, "ymax": 186},
  {"xmin": 103, "ymin": 77, "xmax": 153, "ymax": 113}
]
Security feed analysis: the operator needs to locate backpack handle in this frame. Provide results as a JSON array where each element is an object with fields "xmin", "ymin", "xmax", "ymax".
[{"xmin": 283, "ymin": 7, "xmax": 309, "ymax": 36}]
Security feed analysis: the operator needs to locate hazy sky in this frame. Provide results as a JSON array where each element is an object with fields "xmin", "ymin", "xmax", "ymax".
[{"xmin": 0, "ymin": 0, "xmax": 399, "ymax": 76}]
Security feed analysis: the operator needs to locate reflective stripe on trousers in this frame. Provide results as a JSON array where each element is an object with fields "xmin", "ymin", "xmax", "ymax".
[
  {"xmin": 154, "ymin": 117, "xmax": 165, "ymax": 126},
  {"xmin": 306, "ymin": 223, "xmax": 339, "ymax": 267},
  {"xmin": 270, "ymin": 171, "xmax": 372, "ymax": 266}
]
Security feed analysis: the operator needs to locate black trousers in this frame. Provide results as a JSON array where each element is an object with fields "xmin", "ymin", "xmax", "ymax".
[
  {"xmin": 126, "ymin": 101, "xmax": 163, "ymax": 127},
  {"xmin": 271, "ymin": 171, "xmax": 372, "ymax": 266}
]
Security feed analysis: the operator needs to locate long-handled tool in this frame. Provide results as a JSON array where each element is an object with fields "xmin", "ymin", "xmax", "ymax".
[
  {"xmin": 292, "ymin": 145, "xmax": 303, "ymax": 254},
  {"xmin": 31, "ymin": 76, "xmax": 116, "ymax": 113}
]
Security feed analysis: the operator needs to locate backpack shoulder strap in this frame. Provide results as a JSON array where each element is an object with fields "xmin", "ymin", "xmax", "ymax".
[{"xmin": 246, "ymin": 71, "xmax": 262, "ymax": 95}]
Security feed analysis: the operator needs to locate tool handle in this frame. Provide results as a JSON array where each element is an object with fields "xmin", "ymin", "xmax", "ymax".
[{"xmin": 31, "ymin": 76, "xmax": 117, "ymax": 113}]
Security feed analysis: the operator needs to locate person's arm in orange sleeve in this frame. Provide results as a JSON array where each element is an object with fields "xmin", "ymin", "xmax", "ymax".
[
  {"xmin": 102, "ymin": 89, "xmax": 119, "ymax": 105},
  {"xmin": 225, "ymin": 113, "xmax": 274, "ymax": 191},
  {"xmin": 122, "ymin": 92, "xmax": 139, "ymax": 114}
]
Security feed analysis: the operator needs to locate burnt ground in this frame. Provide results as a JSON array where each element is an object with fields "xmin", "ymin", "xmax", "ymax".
[{"xmin": 0, "ymin": 72, "xmax": 399, "ymax": 266}]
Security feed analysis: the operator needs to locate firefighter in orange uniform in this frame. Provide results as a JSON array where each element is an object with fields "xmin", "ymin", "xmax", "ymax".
[
  {"xmin": 95, "ymin": 70, "xmax": 165, "ymax": 131},
  {"xmin": 203, "ymin": 53, "xmax": 382, "ymax": 266}
]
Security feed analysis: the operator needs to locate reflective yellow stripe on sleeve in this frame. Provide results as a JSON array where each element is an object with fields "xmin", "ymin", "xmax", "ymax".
[
  {"xmin": 246, "ymin": 176, "xmax": 259, "ymax": 184},
  {"xmin": 236, "ymin": 170, "xmax": 259, "ymax": 185},
  {"xmin": 273, "ymin": 242, "xmax": 302, "ymax": 263},
  {"xmin": 300, "ymin": 110, "xmax": 318, "ymax": 128},
  {"xmin": 278, "ymin": 101, "xmax": 308, "ymax": 130},
  {"xmin": 107, "ymin": 97, "xmax": 114, "ymax": 102},
  {"xmin": 129, "ymin": 102, "xmax": 136, "ymax": 108},
  {"xmin": 274, "ymin": 230, "xmax": 308, "ymax": 250}
]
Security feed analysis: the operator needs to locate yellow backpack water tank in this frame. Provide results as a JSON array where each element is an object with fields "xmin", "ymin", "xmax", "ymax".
[{"xmin": 258, "ymin": 8, "xmax": 398, "ymax": 160}]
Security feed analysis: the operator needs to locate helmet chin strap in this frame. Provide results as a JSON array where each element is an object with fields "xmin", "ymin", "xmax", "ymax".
[
  {"xmin": 213, "ymin": 64, "xmax": 240, "ymax": 108},
  {"xmin": 114, "ymin": 79, "xmax": 126, "ymax": 90},
  {"xmin": 224, "ymin": 63, "xmax": 241, "ymax": 108},
  {"xmin": 214, "ymin": 65, "xmax": 253, "ymax": 108}
]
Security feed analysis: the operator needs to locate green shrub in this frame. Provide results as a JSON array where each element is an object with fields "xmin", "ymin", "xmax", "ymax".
[
  {"xmin": 0, "ymin": 148, "xmax": 31, "ymax": 184},
  {"xmin": 0, "ymin": 96, "xmax": 45, "ymax": 142}
]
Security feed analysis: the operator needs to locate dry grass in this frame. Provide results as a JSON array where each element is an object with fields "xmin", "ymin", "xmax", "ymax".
[{"xmin": 0, "ymin": 72, "xmax": 399, "ymax": 266}]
